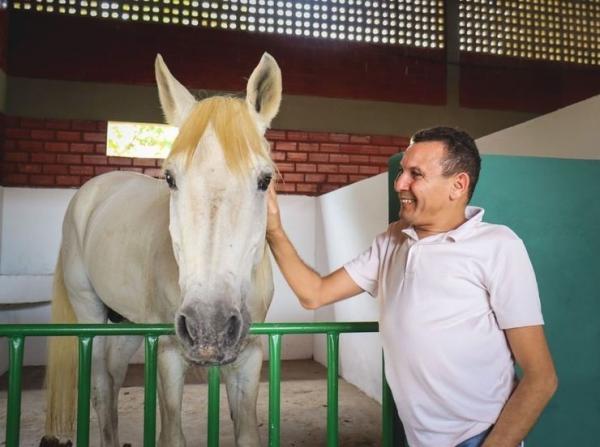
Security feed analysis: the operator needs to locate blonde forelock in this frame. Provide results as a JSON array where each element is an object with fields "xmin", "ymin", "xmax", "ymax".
[{"xmin": 165, "ymin": 97, "xmax": 273, "ymax": 174}]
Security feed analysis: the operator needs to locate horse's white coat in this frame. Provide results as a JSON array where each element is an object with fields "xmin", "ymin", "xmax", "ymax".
[{"xmin": 43, "ymin": 53, "xmax": 282, "ymax": 447}]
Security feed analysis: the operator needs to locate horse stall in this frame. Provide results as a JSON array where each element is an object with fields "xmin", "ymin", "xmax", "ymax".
[
  {"xmin": 0, "ymin": 183, "xmax": 393, "ymax": 447},
  {"xmin": 1, "ymin": 86, "xmax": 391, "ymax": 446},
  {"xmin": 3, "ymin": 90, "xmax": 600, "ymax": 445},
  {"xmin": 1, "ymin": 2, "xmax": 600, "ymax": 446},
  {"xmin": 0, "ymin": 43, "xmax": 395, "ymax": 444}
]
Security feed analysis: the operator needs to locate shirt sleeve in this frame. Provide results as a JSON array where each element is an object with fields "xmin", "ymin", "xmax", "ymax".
[
  {"xmin": 343, "ymin": 230, "xmax": 389, "ymax": 297},
  {"xmin": 488, "ymin": 238, "xmax": 544, "ymax": 329}
]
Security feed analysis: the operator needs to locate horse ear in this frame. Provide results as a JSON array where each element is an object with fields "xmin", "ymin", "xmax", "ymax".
[
  {"xmin": 246, "ymin": 53, "xmax": 282, "ymax": 131},
  {"xmin": 155, "ymin": 54, "xmax": 196, "ymax": 127}
]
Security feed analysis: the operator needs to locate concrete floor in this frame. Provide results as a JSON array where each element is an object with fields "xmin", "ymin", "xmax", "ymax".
[{"xmin": 0, "ymin": 360, "xmax": 381, "ymax": 446}]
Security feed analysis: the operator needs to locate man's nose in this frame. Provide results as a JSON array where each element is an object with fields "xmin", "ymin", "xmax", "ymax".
[{"xmin": 394, "ymin": 172, "xmax": 409, "ymax": 191}]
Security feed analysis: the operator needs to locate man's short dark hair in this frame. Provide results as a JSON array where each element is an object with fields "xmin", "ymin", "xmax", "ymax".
[{"xmin": 411, "ymin": 126, "xmax": 481, "ymax": 201}]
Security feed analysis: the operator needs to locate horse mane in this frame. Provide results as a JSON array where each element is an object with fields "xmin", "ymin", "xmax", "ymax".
[{"xmin": 165, "ymin": 96, "xmax": 273, "ymax": 173}]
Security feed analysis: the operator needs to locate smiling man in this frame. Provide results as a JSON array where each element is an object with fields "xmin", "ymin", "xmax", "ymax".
[{"xmin": 266, "ymin": 126, "xmax": 557, "ymax": 447}]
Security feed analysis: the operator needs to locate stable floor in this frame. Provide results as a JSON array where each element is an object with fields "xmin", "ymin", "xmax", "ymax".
[{"xmin": 0, "ymin": 360, "xmax": 381, "ymax": 446}]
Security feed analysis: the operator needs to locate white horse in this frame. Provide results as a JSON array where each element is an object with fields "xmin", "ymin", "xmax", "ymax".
[{"xmin": 40, "ymin": 53, "xmax": 282, "ymax": 447}]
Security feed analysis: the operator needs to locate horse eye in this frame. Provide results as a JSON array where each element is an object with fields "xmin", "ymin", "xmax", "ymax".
[
  {"xmin": 257, "ymin": 173, "xmax": 272, "ymax": 191},
  {"xmin": 165, "ymin": 171, "xmax": 177, "ymax": 190}
]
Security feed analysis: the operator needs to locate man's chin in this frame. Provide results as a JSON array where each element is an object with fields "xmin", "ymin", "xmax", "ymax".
[{"xmin": 398, "ymin": 209, "xmax": 412, "ymax": 220}]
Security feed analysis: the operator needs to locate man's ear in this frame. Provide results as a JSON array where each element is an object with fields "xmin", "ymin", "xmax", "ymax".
[{"xmin": 450, "ymin": 172, "xmax": 470, "ymax": 201}]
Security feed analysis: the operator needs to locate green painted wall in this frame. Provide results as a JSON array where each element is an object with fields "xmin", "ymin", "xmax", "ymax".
[
  {"xmin": 5, "ymin": 76, "xmax": 537, "ymax": 139},
  {"xmin": 388, "ymin": 153, "xmax": 600, "ymax": 445}
]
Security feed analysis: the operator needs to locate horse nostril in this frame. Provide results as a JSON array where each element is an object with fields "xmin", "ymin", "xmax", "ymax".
[
  {"xmin": 177, "ymin": 314, "xmax": 195, "ymax": 346},
  {"xmin": 225, "ymin": 315, "xmax": 241, "ymax": 346}
]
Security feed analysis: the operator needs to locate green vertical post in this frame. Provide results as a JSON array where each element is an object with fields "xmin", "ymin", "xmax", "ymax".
[
  {"xmin": 5, "ymin": 336, "xmax": 24, "ymax": 447},
  {"xmin": 326, "ymin": 332, "xmax": 340, "ymax": 447},
  {"xmin": 76, "ymin": 336, "xmax": 94, "ymax": 447},
  {"xmin": 268, "ymin": 334, "xmax": 282, "ymax": 447},
  {"xmin": 207, "ymin": 366, "xmax": 221, "ymax": 447},
  {"xmin": 144, "ymin": 335, "xmax": 159, "ymax": 447},
  {"xmin": 381, "ymin": 354, "xmax": 394, "ymax": 447},
  {"xmin": 382, "ymin": 354, "xmax": 408, "ymax": 447}
]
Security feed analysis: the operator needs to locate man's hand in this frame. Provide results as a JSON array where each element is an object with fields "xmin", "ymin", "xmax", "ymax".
[{"xmin": 267, "ymin": 182, "xmax": 283, "ymax": 238}]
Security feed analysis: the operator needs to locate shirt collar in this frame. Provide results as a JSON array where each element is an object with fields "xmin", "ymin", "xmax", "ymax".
[
  {"xmin": 446, "ymin": 206, "xmax": 485, "ymax": 241},
  {"xmin": 401, "ymin": 206, "xmax": 485, "ymax": 242}
]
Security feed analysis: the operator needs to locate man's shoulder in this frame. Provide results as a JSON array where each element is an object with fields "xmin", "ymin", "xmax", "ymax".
[{"xmin": 471, "ymin": 221, "xmax": 521, "ymax": 243}]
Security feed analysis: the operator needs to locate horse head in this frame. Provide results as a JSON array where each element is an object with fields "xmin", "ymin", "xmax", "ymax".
[{"xmin": 155, "ymin": 53, "xmax": 281, "ymax": 365}]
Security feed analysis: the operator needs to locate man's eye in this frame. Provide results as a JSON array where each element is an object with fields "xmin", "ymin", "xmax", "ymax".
[
  {"xmin": 257, "ymin": 173, "xmax": 272, "ymax": 191},
  {"xmin": 165, "ymin": 170, "xmax": 177, "ymax": 190}
]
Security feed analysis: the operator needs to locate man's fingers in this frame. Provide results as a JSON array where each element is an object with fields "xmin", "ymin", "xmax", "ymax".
[{"xmin": 267, "ymin": 183, "xmax": 279, "ymax": 212}]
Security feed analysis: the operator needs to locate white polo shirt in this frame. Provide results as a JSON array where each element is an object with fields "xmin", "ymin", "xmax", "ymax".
[{"xmin": 344, "ymin": 207, "xmax": 543, "ymax": 447}]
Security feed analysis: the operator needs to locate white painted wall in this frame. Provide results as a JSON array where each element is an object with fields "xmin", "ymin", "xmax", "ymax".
[
  {"xmin": 1, "ymin": 187, "xmax": 75, "ymax": 277},
  {"xmin": 313, "ymin": 174, "xmax": 389, "ymax": 402},
  {"xmin": 478, "ymin": 94, "xmax": 600, "ymax": 160},
  {"xmin": 0, "ymin": 188, "xmax": 76, "ymax": 373}
]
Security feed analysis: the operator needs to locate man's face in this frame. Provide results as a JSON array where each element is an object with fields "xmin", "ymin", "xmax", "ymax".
[{"xmin": 394, "ymin": 141, "xmax": 456, "ymax": 228}]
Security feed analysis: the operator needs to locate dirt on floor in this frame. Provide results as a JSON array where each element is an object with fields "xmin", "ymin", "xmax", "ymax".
[{"xmin": 0, "ymin": 360, "xmax": 382, "ymax": 447}]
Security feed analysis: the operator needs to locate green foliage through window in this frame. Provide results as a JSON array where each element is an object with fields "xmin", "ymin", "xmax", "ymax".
[{"xmin": 107, "ymin": 121, "xmax": 178, "ymax": 159}]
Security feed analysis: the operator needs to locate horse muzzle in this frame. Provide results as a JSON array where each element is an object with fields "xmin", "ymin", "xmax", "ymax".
[{"xmin": 175, "ymin": 302, "xmax": 250, "ymax": 365}]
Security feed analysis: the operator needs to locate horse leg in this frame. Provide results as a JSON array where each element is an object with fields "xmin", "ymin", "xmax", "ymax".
[
  {"xmin": 89, "ymin": 335, "xmax": 126, "ymax": 447},
  {"xmin": 157, "ymin": 337, "xmax": 189, "ymax": 447},
  {"xmin": 221, "ymin": 337, "xmax": 263, "ymax": 447},
  {"xmin": 47, "ymin": 306, "xmax": 122, "ymax": 447},
  {"xmin": 62, "ymin": 260, "xmax": 120, "ymax": 447},
  {"xmin": 105, "ymin": 334, "xmax": 144, "ymax": 446}
]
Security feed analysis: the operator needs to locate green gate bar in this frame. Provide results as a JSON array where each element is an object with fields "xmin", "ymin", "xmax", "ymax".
[
  {"xmin": 143, "ymin": 335, "xmax": 159, "ymax": 447},
  {"xmin": 207, "ymin": 366, "xmax": 221, "ymax": 446},
  {"xmin": 76, "ymin": 336, "xmax": 94, "ymax": 447},
  {"xmin": 381, "ymin": 355, "xmax": 394, "ymax": 447},
  {"xmin": 5, "ymin": 336, "xmax": 24, "ymax": 447},
  {"xmin": 326, "ymin": 332, "xmax": 340, "ymax": 447},
  {"xmin": 0, "ymin": 324, "xmax": 174, "ymax": 447},
  {"xmin": 268, "ymin": 333, "xmax": 282, "ymax": 447},
  {"xmin": 1, "ymin": 322, "xmax": 389, "ymax": 446}
]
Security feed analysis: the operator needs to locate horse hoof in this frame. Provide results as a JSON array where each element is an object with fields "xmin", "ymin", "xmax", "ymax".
[
  {"xmin": 39, "ymin": 436, "xmax": 73, "ymax": 447},
  {"xmin": 123, "ymin": 444, "xmax": 132, "ymax": 447}
]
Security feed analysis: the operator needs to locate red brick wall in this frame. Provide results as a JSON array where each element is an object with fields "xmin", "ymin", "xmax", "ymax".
[
  {"xmin": 1, "ymin": 116, "xmax": 408, "ymax": 195},
  {"xmin": 7, "ymin": 11, "xmax": 445, "ymax": 105},
  {"xmin": 2, "ymin": 117, "xmax": 115, "ymax": 187},
  {"xmin": 266, "ymin": 129, "xmax": 406, "ymax": 194}
]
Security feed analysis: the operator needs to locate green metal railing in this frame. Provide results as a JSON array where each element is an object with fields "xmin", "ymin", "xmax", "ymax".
[{"xmin": 0, "ymin": 322, "xmax": 395, "ymax": 447}]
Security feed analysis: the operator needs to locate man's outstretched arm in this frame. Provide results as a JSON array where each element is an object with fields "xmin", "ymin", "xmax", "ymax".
[{"xmin": 266, "ymin": 184, "xmax": 363, "ymax": 309}]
